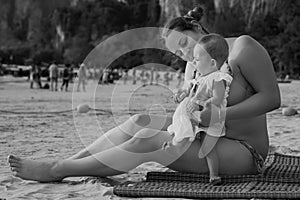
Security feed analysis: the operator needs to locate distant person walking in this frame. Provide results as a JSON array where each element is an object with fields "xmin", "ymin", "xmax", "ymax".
[
  {"xmin": 77, "ymin": 63, "xmax": 87, "ymax": 92},
  {"xmin": 123, "ymin": 70, "xmax": 128, "ymax": 84},
  {"xmin": 60, "ymin": 64, "xmax": 71, "ymax": 92},
  {"xmin": 29, "ymin": 65, "xmax": 35, "ymax": 89},
  {"xmin": 132, "ymin": 68, "xmax": 136, "ymax": 84},
  {"xmin": 145, "ymin": 70, "xmax": 150, "ymax": 85},
  {"xmin": 155, "ymin": 70, "xmax": 160, "ymax": 85},
  {"xmin": 150, "ymin": 67, "xmax": 154, "ymax": 85},
  {"xmin": 49, "ymin": 62, "xmax": 59, "ymax": 91},
  {"xmin": 163, "ymin": 71, "xmax": 169, "ymax": 86},
  {"xmin": 176, "ymin": 69, "xmax": 183, "ymax": 88},
  {"xmin": 30, "ymin": 64, "xmax": 42, "ymax": 89},
  {"xmin": 93, "ymin": 65, "xmax": 98, "ymax": 82},
  {"xmin": 102, "ymin": 69, "xmax": 109, "ymax": 84},
  {"xmin": 0, "ymin": 62, "xmax": 3, "ymax": 76},
  {"xmin": 98, "ymin": 69, "xmax": 103, "ymax": 84},
  {"xmin": 35, "ymin": 65, "xmax": 42, "ymax": 89},
  {"xmin": 140, "ymin": 69, "xmax": 145, "ymax": 85}
]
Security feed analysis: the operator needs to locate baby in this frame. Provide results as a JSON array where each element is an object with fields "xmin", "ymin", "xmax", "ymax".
[{"xmin": 164, "ymin": 34, "xmax": 232, "ymax": 184}]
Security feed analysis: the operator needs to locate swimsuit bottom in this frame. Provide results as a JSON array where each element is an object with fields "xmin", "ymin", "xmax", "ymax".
[
  {"xmin": 239, "ymin": 140, "xmax": 265, "ymax": 174},
  {"xmin": 196, "ymin": 132, "xmax": 265, "ymax": 174}
]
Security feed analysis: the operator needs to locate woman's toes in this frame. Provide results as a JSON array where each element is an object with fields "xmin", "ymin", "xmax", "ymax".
[
  {"xmin": 9, "ymin": 161, "xmax": 20, "ymax": 168},
  {"xmin": 10, "ymin": 167, "xmax": 19, "ymax": 172},
  {"xmin": 8, "ymin": 155, "xmax": 20, "ymax": 163}
]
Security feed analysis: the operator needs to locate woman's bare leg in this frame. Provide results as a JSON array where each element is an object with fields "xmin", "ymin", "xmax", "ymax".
[
  {"xmin": 68, "ymin": 114, "xmax": 172, "ymax": 160},
  {"xmin": 8, "ymin": 128, "xmax": 258, "ymax": 182},
  {"xmin": 8, "ymin": 128, "xmax": 179, "ymax": 182},
  {"xmin": 168, "ymin": 136, "xmax": 258, "ymax": 175}
]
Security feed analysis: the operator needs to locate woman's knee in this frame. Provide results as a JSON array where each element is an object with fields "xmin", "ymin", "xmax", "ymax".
[
  {"xmin": 117, "ymin": 114, "xmax": 152, "ymax": 138},
  {"xmin": 128, "ymin": 128, "xmax": 163, "ymax": 152},
  {"xmin": 129, "ymin": 114, "xmax": 151, "ymax": 127}
]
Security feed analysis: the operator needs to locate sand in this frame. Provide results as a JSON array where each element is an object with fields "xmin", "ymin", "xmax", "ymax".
[{"xmin": 0, "ymin": 76, "xmax": 299, "ymax": 200}]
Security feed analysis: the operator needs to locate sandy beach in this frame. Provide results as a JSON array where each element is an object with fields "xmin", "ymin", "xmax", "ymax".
[{"xmin": 1, "ymin": 76, "xmax": 300, "ymax": 200}]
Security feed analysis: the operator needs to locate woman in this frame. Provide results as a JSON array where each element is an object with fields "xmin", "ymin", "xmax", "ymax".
[{"xmin": 8, "ymin": 7, "xmax": 280, "ymax": 182}]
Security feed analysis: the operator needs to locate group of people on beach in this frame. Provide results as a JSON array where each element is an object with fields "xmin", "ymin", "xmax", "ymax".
[
  {"xmin": 121, "ymin": 68, "xmax": 183, "ymax": 88},
  {"xmin": 28, "ymin": 62, "xmax": 90, "ymax": 92},
  {"xmin": 29, "ymin": 62, "xmax": 74, "ymax": 92},
  {"xmin": 8, "ymin": 6, "xmax": 280, "ymax": 185},
  {"xmin": 48, "ymin": 62, "xmax": 74, "ymax": 92}
]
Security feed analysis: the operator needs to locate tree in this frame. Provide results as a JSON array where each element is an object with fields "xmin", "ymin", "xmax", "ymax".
[{"xmin": 63, "ymin": 36, "xmax": 93, "ymax": 64}]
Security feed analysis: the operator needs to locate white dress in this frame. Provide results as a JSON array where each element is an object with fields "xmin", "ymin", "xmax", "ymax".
[{"xmin": 167, "ymin": 71, "xmax": 232, "ymax": 145}]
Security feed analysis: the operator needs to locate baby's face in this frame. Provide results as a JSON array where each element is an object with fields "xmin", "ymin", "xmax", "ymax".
[{"xmin": 192, "ymin": 44, "xmax": 213, "ymax": 74}]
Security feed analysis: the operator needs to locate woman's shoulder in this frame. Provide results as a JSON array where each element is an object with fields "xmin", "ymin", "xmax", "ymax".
[
  {"xmin": 226, "ymin": 34, "xmax": 255, "ymax": 43},
  {"xmin": 239, "ymin": 34, "xmax": 260, "ymax": 45},
  {"xmin": 226, "ymin": 35, "xmax": 261, "ymax": 50},
  {"xmin": 231, "ymin": 35, "xmax": 262, "ymax": 51},
  {"xmin": 228, "ymin": 35, "xmax": 267, "ymax": 66}
]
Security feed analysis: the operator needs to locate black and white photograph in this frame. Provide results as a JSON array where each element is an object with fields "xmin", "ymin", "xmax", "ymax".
[{"xmin": 1, "ymin": 0, "xmax": 300, "ymax": 199}]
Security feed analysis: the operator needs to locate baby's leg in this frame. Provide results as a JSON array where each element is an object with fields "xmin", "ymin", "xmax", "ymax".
[
  {"xmin": 206, "ymin": 148, "xmax": 221, "ymax": 185},
  {"xmin": 198, "ymin": 134, "xmax": 221, "ymax": 184},
  {"xmin": 198, "ymin": 134, "xmax": 220, "ymax": 158}
]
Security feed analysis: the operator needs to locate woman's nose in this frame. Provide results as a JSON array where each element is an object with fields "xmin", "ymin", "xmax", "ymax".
[
  {"xmin": 192, "ymin": 60, "xmax": 197, "ymax": 66},
  {"xmin": 181, "ymin": 48, "xmax": 193, "ymax": 62}
]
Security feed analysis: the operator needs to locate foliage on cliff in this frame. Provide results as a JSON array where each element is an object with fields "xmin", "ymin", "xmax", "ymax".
[{"xmin": 0, "ymin": 0, "xmax": 299, "ymax": 75}]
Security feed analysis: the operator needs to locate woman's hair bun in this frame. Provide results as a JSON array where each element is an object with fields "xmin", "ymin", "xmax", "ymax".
[{"xmin": 186, "ymin": 6, "xmax": 204, "ymax": 21}]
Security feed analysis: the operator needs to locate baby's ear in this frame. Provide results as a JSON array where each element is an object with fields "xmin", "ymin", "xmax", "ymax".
[{"xmin": 211, "ymin": 59, "xmax": 217, "ymax": 68}]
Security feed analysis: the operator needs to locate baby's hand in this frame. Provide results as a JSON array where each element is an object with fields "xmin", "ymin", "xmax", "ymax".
[
  {"xmin": 204, "ymin": 100, "xmax": 211, "ymax": 108},
  {"xmin": 173, "ymin": 89, "xmax": 189, "ymax": 103},
  {"xmin": 173, "ymin": 82, "xmax": 194, "ymax": 103}
]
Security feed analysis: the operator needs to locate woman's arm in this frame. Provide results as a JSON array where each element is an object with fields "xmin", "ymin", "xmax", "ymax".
[
  {"xmin": 173, "ymin": 62, "xmax": 195, "ymax": 104},
  {"xmin": 183, "ymin": 62, "xmax": 195, "ymax": 88},
  {"xmin": 226, "ymin": 35, "xmax": 281, "ymax": 120}
]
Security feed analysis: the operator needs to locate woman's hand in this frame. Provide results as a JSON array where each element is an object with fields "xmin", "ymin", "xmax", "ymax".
[
  {"xmin": 198, "ymin": 103, "xmax": 212, "ymax": 127},
  {"xmin": 187, "ymin": 100, "xmax": 205, "ymax": 127},
  {"xmin": 204, "ymin": 100, "xmax": 211, "ymax": 108},
  {"xmin": 186, "ymin": 100, "xmax": 200, "ymax": 114}
]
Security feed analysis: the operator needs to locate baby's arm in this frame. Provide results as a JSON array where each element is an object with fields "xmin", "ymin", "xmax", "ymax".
[
  {"xmin": 173, "ymin": 81, "xmax": 193, "ymax": 103},
  {"xmin": 205, "ymin": 80, "xmax": 226, "ymax": 107}
]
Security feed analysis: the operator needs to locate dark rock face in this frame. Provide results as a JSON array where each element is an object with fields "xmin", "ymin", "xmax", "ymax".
[{"xmin": 0, "ymin": 0, "xmax": 70, "ymax": 48}]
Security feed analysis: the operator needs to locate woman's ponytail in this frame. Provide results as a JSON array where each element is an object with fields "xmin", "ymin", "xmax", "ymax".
[
  {"xmin": 184, "ymin": 6, "xmax": 209, "ymax": 34},
  {"xmin": 184, "ymin": 6, "xmax": 204, "ymax": 22},
  {"xmin": 163, "ymin": 6, "xmax": 209, "ymax": 38}
]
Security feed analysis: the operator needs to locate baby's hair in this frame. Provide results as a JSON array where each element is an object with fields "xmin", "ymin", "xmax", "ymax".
[{"xmin": 196, "ymin": 34, "xmax": 229, "ymax": 69}]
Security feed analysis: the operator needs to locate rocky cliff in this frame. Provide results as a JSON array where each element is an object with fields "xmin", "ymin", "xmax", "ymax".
[{"xmin": 0, "ymin": 0, "xmax": 70, "ymax": 48}]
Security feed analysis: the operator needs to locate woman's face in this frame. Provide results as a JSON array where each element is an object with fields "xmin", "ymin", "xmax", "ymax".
[{"xmin": 164, "ymin": 29, "xmax": 202, "ymax": 62}]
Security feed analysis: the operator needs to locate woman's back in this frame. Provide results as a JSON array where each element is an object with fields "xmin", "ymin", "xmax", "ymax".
[{"xmin": 223, "ymin": 35, "xmax": 273, "ymax": 159}]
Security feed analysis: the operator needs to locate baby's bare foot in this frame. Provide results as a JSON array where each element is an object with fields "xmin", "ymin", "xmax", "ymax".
[
  {"xmin": 209, "ymin": 176, "xmax": 221, "ymax": 185},
  {"xmin": 8, "ymin": 155, "xmax": 64, "ymax": 182}
]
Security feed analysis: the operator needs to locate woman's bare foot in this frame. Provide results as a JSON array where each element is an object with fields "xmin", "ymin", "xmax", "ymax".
[{"xmin": 7, "ymin": 155, "xmax": 64, "ymax": 182}]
